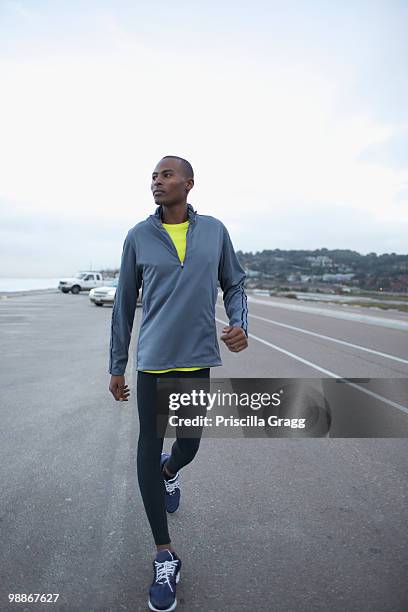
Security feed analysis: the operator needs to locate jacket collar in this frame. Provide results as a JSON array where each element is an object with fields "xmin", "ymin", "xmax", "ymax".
[{"xmin": 151, "ymin": 202, "xmax": 197, "ymax": 226}]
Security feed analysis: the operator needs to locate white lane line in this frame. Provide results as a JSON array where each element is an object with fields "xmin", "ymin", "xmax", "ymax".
[
  {"xmin": 0, "ymin": 304, "xmax": 51, "ymax": 310},
  {"xmin": 215, "ymin": 316, "xmax": 408, "ymax": 416},
  {"xmin": 0, "ymin": 323, "xmax": 30, "ymax": 327},
  {"xmin": 240, "ymin": 311, "xmax": 408, "ymax": 366},
  {"xmin": 245, "ymin": 296, "xmax": 408, "ymax": 332}
]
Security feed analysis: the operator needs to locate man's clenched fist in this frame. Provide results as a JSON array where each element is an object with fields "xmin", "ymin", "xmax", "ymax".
[{"xmin": 220, "ymin": 326, "xmax": 248, "ymax": 352}]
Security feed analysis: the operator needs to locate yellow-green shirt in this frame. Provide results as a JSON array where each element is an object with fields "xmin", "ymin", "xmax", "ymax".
[{"xmin": 142, "ymin": 220, "xmax": 207, "ymax": 374}]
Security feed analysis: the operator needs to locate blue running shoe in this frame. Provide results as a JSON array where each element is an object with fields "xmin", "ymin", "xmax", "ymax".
[
  {"xmin": 148, "ymin": 549, "xmax": 181, "ymax": 612},
  {"xmin": 160, "ymin": 452, "xmax": 181, "ymax": 513}
]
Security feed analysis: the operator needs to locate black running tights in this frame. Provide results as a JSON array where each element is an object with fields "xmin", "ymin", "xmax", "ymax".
[{"xmin": 136, "ymin": 368, "xmax": 210, "ymax": 545}]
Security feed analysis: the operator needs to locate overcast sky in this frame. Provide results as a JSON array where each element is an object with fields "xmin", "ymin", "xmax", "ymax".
[{"xmin": 1, "ymin": 0, "xmax": 407, "ymax": 277}]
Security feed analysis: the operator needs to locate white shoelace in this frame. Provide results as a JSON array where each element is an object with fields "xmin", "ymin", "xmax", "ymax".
[
  {"xmin": 164, "ymin": 474, "xmax": 179, "ymax": 495},
  {"xmin": 154, "ymin": 559, "xmax": 179, "ymax": 591}
]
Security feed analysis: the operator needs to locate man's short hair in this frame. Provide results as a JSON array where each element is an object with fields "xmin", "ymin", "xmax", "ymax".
[{"xmin": 161, "ymin": 155, "xmax": 194, "ymax": 180}]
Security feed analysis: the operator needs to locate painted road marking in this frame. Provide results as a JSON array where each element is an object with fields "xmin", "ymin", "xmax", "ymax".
[
  {"xmin": 244, "ymin": 296, "xmax": 408, "ymax": 331},
  {"xmin": 242, "ymin": 311, "xmax": 408, "ymax": 366},
  {"xmin": 215, "ymin": 317, "xmax": 408, "ymax": 416}
]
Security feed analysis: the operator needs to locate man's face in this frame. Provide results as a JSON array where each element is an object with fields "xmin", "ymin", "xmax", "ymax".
[{"xmin": 151, "ymin": 159, "xmax": 193, "ymax": 205}]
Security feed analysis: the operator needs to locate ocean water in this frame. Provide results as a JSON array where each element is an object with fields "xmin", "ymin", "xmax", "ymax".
[{"xmin": 0, "ymin": 278, "xmax": 61, "ymax": 292}]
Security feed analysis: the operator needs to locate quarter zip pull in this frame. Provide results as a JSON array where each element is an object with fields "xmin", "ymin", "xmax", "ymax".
[{"xmin": 181, "ymin": 262, "xmax": 184, "ymax": 268}]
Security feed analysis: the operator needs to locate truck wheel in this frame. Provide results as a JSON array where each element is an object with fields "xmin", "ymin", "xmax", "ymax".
[
  {"xmin": 71, "ymin": 285, "xmax": 81, "ymax": 295},
  {"xmin": 95, "ymin": 302, "xmax": 103, "ymax": 307},
  {"xmin": 61, "ymin": 288, "xmax": 69, "ymax": 293}
]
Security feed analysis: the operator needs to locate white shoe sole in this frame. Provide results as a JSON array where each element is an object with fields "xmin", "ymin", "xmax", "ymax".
[{"xmin": 148, "ymin": 598, "xmax": 177, "ymax": 612}]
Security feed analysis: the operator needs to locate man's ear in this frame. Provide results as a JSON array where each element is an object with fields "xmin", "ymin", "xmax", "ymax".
[{"xmin": 186, "ymin": 179, "xmax": 194, "ymax": 193}]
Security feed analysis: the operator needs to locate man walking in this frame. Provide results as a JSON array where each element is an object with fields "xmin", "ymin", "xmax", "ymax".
[{"xmin": 108, "ymin": 155, "xmax": 248, "ymax": 611}]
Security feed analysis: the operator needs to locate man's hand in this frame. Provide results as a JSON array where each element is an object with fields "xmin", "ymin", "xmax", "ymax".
[
  {"xmin": 220, "ymin": 326, "xmax": 248, "ymax": 352},
  {"xmin": 109, "ymin": 375, "xmax": 130, "ymax": 401}
]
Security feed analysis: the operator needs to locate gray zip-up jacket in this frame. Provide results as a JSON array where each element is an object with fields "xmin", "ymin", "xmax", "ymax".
[{"xmin": 109, "ymin": 203, "xmax": 248, "ymax": 374}]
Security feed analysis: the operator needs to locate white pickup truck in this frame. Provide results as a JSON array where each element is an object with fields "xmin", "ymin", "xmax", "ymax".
[{"xmin": 58, "ymin": 272, "xmax": 107, "ymax": 294}]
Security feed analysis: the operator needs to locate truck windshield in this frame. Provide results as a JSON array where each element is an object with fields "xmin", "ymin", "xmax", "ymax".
[{"xmin": 74, "ymin": 273, "xmax": 87, "ymax": 279}]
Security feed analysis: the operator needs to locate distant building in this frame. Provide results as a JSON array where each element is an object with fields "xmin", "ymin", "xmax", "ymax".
[
  {"xmin": 322, "ymin": 273, "xmax": 355, "ymax": 282},
  {"xmin": 306, "ymin": 255, "xmax": 333, "ymax": 267},
  {"xmin": 245, "ymin": 268, "xmax": 260, "ymax": 278}
]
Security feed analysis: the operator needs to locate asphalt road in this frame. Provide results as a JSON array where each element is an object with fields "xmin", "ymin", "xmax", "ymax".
[{"xmin": 0, "ymin": 290, "xmax": 407, "ymax": 612}]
